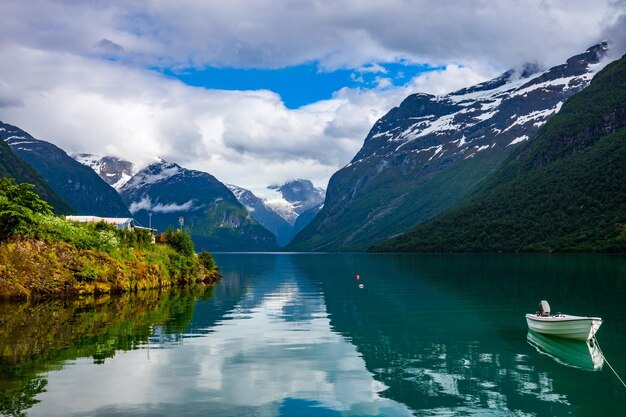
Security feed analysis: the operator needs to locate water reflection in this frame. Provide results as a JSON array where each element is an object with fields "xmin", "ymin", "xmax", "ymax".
[
  {"xmin": 527, "ymin": 331, "xmax": 604, "ymax": 371},
  {"xmin": 1, "ymin": 254, "xmax": 625, "ymax": 417},
  {"xmin": 291, "ymin": 253, "xmax": 626, "ymax": 417},
  {"xmin": 21, "ymin": 256, "xmax": 412, "ymax": 417},
  {"xmin": 0, "ymin": 288, "xmax": 211, "ymax": 417}
]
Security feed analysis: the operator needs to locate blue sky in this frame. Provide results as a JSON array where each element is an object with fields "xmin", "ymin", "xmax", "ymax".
[{"xmin": 161, "ymin": 62, "xmax": 441, "ymax": 109}]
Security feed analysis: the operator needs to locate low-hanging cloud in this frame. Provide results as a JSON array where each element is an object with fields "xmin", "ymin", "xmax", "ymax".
[{"xmin": 129, "ymin": 196, "xmax": 198, "ymax": 214}]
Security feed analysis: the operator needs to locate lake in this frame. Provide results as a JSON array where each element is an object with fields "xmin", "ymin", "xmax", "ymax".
[{"xmin": 1, "ymin": 253, "xmax": 625, "ymax": 416}]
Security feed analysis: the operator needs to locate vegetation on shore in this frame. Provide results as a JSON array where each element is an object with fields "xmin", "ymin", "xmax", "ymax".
[{"xmin": 0, "ymin": 178, "xmax": 220, "ymax": 299}]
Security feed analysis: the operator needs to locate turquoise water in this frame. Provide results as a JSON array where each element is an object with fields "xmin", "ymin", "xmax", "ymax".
[{"xmin": 1, "ymin": 253, "xmax": 625, "ymax": 416}]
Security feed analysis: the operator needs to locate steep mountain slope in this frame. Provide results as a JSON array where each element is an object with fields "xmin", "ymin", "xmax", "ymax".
[
  {"xmin": 72, "ymin": 153, "xmax": 136, "ymax": 189},
  {"xmin": 226, "ymin": 184, "xmax": 294, "ymax": 246},
  {"xmin": 119, "ymin": 161, "xmax": 277, "ymax": 251},
  {"xmin": 288, "ymin": 43, "xmax": 609, "ymax": 251},
  {"xmin": 372, "ymin": 52, "xmax": 626, "ymax": 253},
  {"xmin": 265, "ymin": 180, "xmax": 325, "ymax": 225},
  {"xmin": 0, "ymin": 133, "xmax": 73, "ymax": 214},
  {"xmin": 0, "ymin": 122, "xmax": 129, "ymax": 217}
]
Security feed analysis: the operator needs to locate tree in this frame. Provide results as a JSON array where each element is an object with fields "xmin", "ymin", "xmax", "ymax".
[{"xmin": 0, "ymin": 178, "xmax": 52, "ymax": 241}]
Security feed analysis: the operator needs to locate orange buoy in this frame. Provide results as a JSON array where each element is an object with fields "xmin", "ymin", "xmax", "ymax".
[{"xmin": 356, "ymin": 274, "xmax": 360, "ymax": 280}]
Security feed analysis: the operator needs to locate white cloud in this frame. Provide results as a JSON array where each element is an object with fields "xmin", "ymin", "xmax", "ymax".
[
  {"xmin": 0, "ymin": 1, "xmax": 621, "ymax": 71},
  {"xmin": 129, "ymin": 196, "xmax": 198, "ymax": 214},
  {"xmin": 407, "ymin": 64, "xmax": 492, "ymax": 96},
  {"xmin": 1, "ymin": 1, "xmax": 624, "ymax": 198}
]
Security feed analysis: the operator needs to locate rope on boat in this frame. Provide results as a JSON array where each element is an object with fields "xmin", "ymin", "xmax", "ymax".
[{"xmin": 594, "ymin": 336, "xmax": 626, "ymax": 389}]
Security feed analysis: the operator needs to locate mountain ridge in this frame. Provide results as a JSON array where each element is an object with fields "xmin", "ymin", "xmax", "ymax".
[
  {"xmin": 288, "ymin": 43, "xmax": 610, "ymax": 252},
  {"xmin": 1, "ymin": 122, "xmax": 129, "ymax": 217},
  {"xmin": 371, "ymin": 52, "xmax": 626, "ymax": 253},
  {"xmin": 120, "ymin": 160, "xmax": 278, "ymax": 251}
]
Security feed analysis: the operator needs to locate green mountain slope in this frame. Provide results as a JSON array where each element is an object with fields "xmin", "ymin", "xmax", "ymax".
[
  {"xmin": 0, "ymin": 138, "xmax": 73, "ymax": 214},
  {"xmin": 372, "ymin": 54, "xmax": 626, "ymax": 253},
  {"xmin": 120, "ymin": 161, "xmax": 278, "ymax": 252}
]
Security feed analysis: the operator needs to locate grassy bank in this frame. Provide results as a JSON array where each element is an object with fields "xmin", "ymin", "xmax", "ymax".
[{"xmin": 0, "ymin": 178, "xmax": 220, "ymax": 300}]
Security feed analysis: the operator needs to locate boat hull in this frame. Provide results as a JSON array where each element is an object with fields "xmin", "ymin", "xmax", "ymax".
[{"xmin": 525, "ymin": 314, "xmax": 602, "ymax": 341}]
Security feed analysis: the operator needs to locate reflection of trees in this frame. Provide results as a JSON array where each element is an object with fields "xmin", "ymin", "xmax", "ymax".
[{"xmin": 0, "ymin": 287, "xmax": 213, "ymax": 417}]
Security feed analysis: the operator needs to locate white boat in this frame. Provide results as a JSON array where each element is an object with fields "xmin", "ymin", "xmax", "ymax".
[{"xmin": 525, "ymin": 300, "xmax": 602, "ymax": 341}]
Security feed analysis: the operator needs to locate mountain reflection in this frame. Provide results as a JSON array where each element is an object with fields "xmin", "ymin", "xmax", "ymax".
[
  {"xmin": 24, "ymin": 255, "xmax": 413, "ymax": 417},
  {"xmin": 2, "ymin": 254, "xmax": 624, "ymax": 417}
]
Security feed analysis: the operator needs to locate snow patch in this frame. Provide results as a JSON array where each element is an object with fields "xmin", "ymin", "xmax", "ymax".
[{"xmin": 508, "ymin": 135, "xmax": 530, "ymax": 146}]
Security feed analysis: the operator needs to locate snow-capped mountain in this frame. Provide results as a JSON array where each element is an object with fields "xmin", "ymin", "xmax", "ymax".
[
  {"xmin": 119, "ymin": 160, "xmax": 277, "ymax": 251},
  {"xmin": 226, "ymin": 184, "xmax": 294, "ymax": 246},
  {"xmin": 1, "ymin": 121, "xmax": 130, "ymax": 217},
  {"xmin": 289, "ymin": 43, "xmax": 610, "ymax": 252},
  {"xmin": 72, "ymin": 153, "xmax": 136, "ymax": 189},
  {"xmin": 265, "ymin": 180, "xmax": 325, "ymax": 225},
  {"xmin": 227, "ymin": 181, "xmax": 325, "ymax": 246}
]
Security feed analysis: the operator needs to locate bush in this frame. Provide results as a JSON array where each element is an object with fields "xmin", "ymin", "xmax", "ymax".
[
  {"xmin": 164, "ymin": 228, "xmax": 195, "ymax": 257},
  {"xmin": 198, "ymin": 251, "xmax": 216, "ymax": 271}
]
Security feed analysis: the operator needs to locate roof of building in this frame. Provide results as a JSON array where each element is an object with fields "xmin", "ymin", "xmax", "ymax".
[{"xmin": 65, "ymin": 216, "xmax": 135, "ymax": 225}]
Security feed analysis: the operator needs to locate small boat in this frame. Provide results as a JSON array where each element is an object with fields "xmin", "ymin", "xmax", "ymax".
[
  {"xmin": 525, "ymin": 300, "xmax": 602, "ymax": 341},
  {"xmin": 527, "ymin": 330, "xmax": 604, "ymax": 371}
]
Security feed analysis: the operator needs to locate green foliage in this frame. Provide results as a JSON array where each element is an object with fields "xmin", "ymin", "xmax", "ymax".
[
  {"xmin": 164, "ymin": 227, "xmax": 196, "ymax": 256},
  {"xmin": 372, "ymin": 54, "xmax": 626, "ymax": 253},
  {"xmin": 198, "ymin": 250, "xmax": 216, "ymax": 271},
  {"xmin": 0, "ymin": 178, "xmax": 219, "ymax": 296},
  {"xmin": 0, "ymin": 178, "xmax": 52, "ymax": 241}
]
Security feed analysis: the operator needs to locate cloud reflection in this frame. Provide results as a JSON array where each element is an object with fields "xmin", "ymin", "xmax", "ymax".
[{"xmin": 28, "ymin": 270, "xmax": 413, "ymax": 416}]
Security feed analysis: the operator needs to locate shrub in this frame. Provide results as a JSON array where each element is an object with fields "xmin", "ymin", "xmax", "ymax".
[
  {"xmin": 198, "ymin": 251, "xmax": 216, "ymax": 271},
  {"xmin": 163, "ymin": 228, "xmax": 195, "ymax": 257}
]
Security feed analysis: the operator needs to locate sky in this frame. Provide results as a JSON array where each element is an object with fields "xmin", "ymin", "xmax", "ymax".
[{"xmin": 1, "ymin": 0, "xmax": 625, "ymax": 198}]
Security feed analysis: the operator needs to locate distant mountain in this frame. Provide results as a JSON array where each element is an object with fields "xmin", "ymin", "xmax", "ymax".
[
  {"xmin": 0, "ymin": 122, "xmax": 130, "ymax": 217},
  {"xmin": 226, "ymin": 180, "xmax": 325, "ymax": 246},
  {"xmin": 265, "ymin": 179, "xmax": 325, "ymax": 225},
  {"xmin": 226, "ymin": 184, "xmax": 294, "ymax": 246},
  {"xmin": 119, "ymin": 161, "xmax": 277, "ymax": 251},
  {"xmin": 0, "ymin": 129, "xmax": 73, "ymax": 214},
  {"xmin": 72, "ymin": 153, "xmax": 136, "ymax": 189},
  {"xmin": 288, "ymin": 43, "xmax": 609, "ymax": 251},
  {"xmin": 372, "ymin": 51, "xmax": 626, "ymax": 253}
]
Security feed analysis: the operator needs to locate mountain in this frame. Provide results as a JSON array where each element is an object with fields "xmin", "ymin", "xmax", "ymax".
[
  {"xmin": 0, "ymin": 130, "xmax": 73, "ymax": 214},
  {"xmin": 0, "ymin": 122, "xmax": 130, "ymax": 217},
  {"xmin": 288, "ymin": 43, "xmax": 609, "ymax": 251},
  {"xmin": 372, "ymin": 52, "xmax": 626, "ymax": 253},
  {"xmin": 119, "ymin": 161, "xmax": 277, "ymax": 251},
  {"xmin": 226, "ymin": 184, "xmax": 294, "ymax": 246},
  {"xmin": 227, "ymin": 180, "xmax": 325, "ymax": 246},
  {"xmin": 265, "ymin": 179, "xmax": 325, "ymax": 225},
  {"xmin": 72, "ymin": 153, "xmax": 136, "ymax": 189}
]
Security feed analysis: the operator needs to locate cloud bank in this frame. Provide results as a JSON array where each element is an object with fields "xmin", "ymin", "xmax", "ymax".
[{"xmin": 0, "ymin": 1, "xmax": 624, "ymax": 197}]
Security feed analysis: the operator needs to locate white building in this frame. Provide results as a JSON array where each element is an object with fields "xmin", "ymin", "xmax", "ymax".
[{"xmin": 65, "ymin": 216, "xmax": 135, "ymax": 230}]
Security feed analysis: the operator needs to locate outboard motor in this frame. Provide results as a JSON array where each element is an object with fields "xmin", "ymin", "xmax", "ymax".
[{"xmin": 538, "ymin": 300, "xmax": 551, "ymax": 316}]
